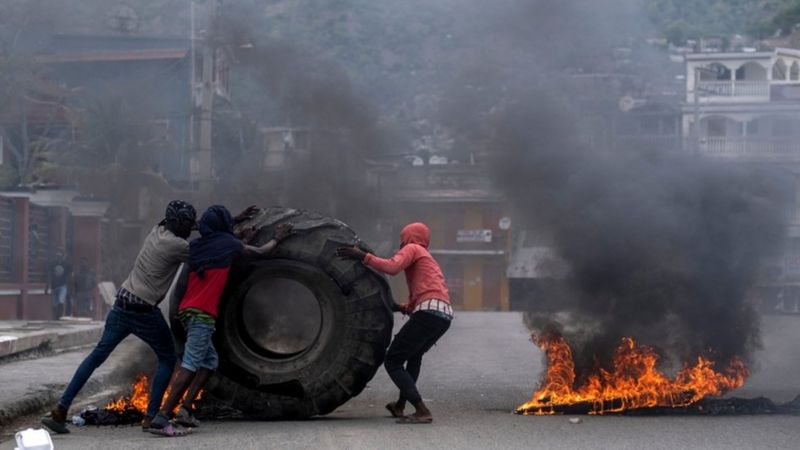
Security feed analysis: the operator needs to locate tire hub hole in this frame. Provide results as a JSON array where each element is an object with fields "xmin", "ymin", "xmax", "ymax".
[{"xmin": 241, "ymin": 277, "xmax": 322, "ymax": 358}]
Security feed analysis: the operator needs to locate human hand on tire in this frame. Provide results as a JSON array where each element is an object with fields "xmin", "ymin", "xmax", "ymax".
[
  {"xmin": 274, "ymin": 223, "xmax": 293, "ymax": 241},
  {"xmin": 336, "ymin": 246, "xmax": 367, "ymax": 261},
  {"xmin": 234, "ymin": 205, "xmax": 259, "ymax": 223}
]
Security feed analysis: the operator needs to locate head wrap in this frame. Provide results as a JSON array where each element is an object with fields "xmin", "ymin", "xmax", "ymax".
[
  {"xmin": 188, "ymin": 205, "xmax": 243, "ymax": 278},
  {"xmin": 163, "ymin": 200, "xmax": 196, "ymax": 228}
]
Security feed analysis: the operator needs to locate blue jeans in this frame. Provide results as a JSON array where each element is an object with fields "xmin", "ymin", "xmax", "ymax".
[
  {"xmin": 181, "ymin": 319, "xmax": 218, "ymax": 372},
  {"xmin": 51, "ymin": 285, "xmax": 68, "ymax": 319},
  {"xmin": 59, "ymin": 306, "xmax": 177, "ymax": 418}
]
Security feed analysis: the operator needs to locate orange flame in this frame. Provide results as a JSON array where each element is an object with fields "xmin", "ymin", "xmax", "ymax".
[
  {"xmin": 105, "ymin": 374, "xmax": 204, "ymax": 414},
  {"xmin": 517, "ymin": 331, "xmax": 748, "ymax": 415}
]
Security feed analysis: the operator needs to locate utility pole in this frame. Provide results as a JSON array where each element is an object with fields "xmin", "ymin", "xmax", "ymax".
[{"xmin": 192, "ymin": 0, "xmax": 218, "ymax": 199}]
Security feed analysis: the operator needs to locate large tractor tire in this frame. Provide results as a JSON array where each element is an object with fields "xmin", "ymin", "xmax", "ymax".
[{"xmin": 170, "ymin": 207, "xmax": 394, "ymax": 419}]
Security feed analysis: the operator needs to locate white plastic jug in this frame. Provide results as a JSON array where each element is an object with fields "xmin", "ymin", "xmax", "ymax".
[{"xmin": 14, "ymin": 428, "xmax": 53, "ymax": 450}]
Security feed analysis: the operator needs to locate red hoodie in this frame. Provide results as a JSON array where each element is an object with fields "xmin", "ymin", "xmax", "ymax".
[{"xmin": 363, "ymin": 222, "xmax": 450, "ymax": 313}]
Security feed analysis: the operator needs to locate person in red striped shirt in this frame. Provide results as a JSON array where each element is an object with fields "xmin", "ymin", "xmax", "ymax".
[{"xmin": 338, "ymin": 222, "xmax": 453, "ymax": 424}]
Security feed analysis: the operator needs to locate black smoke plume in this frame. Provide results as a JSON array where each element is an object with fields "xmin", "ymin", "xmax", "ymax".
[
  {"xmin": 209, "ymin": 5, "xmax": 389, "ymax": 232},
  {"xmin": 438, "ymin": 0, "xmax": 792, "ymax": 378},
  {"xmin": 493, "ymin": 95, "xmax": 789, "ymax": 376}
]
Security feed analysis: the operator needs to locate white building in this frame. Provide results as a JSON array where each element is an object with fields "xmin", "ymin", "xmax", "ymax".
[
  {"xmin": 683, "ymin": 48, "xmax": 800, "ymax": 307},
  {"xmin": 683, "ymin": 48, "xmax": 800, "ymax": 160}
]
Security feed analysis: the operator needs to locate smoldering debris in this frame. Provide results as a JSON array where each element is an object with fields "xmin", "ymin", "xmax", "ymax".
[
  {"xmin": 519, "ymin": 395, "xmax": 800, "ymax": 416},
  {"xmin": 79, "ymin": 406, "xmax": 143, "ymax": 427}
]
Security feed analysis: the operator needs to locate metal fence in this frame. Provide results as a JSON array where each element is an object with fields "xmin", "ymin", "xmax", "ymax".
[
  {"xmin": 27, "ymin": 205, "xmax": 51, "ymax": 283},
  {"xmin": 0, "ymin": 198, "xmax": 14, "ymax": 283}
]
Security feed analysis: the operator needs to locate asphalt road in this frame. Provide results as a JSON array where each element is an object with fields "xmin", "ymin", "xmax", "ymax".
[{"xmin": 6, "ymin": 312, "xmax": 800, "ymax": 450}]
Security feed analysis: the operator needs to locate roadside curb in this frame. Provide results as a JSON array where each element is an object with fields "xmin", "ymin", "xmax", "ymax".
[
  {"xmin": 0, "ymin": 321, "xmax": 105, "ymax": 359},
  {"xmin": 0, "ymin": 340, "xmax": 142, "ymax": 429}
]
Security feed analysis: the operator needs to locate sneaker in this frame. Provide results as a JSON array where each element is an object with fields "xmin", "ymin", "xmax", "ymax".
[
  {"xmin": 41, "ymin": 405, "xmax": 70, "ymax": 434},
  {"xmin": 175, "ymin": 407, "xmax": 200, "ymax": 428}
]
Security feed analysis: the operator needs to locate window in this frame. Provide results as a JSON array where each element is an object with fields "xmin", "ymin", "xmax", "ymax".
[
  {"xmin": 773, "ymin": 59, "xmax": 788, "ymax": 80},
  {"xmin": 773, "ymin": 118, "xmax": 793, "ymax": 137},
  {"xmin": 661, "ymin": 118, "xmax": 677, "ymax": 135},
  {"xmin": 616, "ymin": 116, "xmax": 638, "ymax": 135},
  {"xmin": 698, "ymin": 63, "xmax": 730, "ymax": 81},
  {"xmin": 641, "ymin": 117, "xmax": 660, "ymax": 135},
  {"xmin": 746, "ymin": 120, "xmax": 759, "ymax": 136},
  {"xmin": 737, "ymin": 62, "xmax": 768, "ymax": 81},
  {"xmin": 707, "ymin": 118, "xmax": 726, "ymax": 137}
]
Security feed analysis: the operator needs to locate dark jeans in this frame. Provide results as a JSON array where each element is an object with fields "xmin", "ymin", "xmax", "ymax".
[
  {"xmin": 74, "ymin": 293, "xmax": 93, "ymax": 318},
  {"xmin": 384, "ymin": 311, "xmax": 451, "ymax": 405},
  {"xmin": 59, "ymin": 306, "xmax": 177, "ymax": 418}
]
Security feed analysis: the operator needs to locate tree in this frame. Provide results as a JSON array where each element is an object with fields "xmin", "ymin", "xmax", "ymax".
[
  {"xmin": 757, "ymin": 3, "xmax": 800, "ymax": 37},
  {"xmin": 0, "ymin": 1, "xmax": 63, "ymax": 186},
  {"xmin": 642, "ymin": 0, "xmax": 797, "ymax": 43}
]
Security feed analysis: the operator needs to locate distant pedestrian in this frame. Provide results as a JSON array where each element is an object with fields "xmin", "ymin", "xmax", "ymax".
[
  {"xmin": 41, "ymin": 200, "xmax": 197, "ymax": 435},
  {"xmin": 337, "ymin": 222, "xmax": 453, "ymax": 424},
  {"xmin": 72, "ymin": 258, "xmax": 97, "ymax": 318},
  {"xmin": 149, "ymin": 205, "xmax": 292, "ymax": 437},
  {"xmin": 46, "ymin": 250, "xmax": 72, "ymax": 319}
]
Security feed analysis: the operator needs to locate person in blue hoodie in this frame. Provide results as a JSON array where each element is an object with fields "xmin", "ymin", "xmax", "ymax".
[{"xmin": 149, "ymin": 205, "xmax": 292, "ymax": 437}]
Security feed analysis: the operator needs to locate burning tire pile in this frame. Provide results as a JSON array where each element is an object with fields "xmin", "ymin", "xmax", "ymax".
[
  {"xmin": 515, "ymin": 328, "xmax": 800, "ymax": 416},
  {"xmin": 169, "ymin": 207, "xmax": 394, "ymax": 419}
]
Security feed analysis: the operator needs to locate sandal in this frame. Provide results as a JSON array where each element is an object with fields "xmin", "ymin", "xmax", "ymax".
[
  {"xmin": 149, "ymin": 423, "xmax": 192, "ymax": 437},
  {"xmin": 396, "ymin": 415, "xmax": 433, "ymax": 424},
  {"xmin": 175, "ymin": 407, "xmax": 200, "ymax": 428},
  {"xmin": 385, "ymin": 402, "xmax": 404, "ymax": 418}
]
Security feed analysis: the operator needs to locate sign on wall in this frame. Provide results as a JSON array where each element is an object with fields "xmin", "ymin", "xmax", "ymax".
[
  {"xmin": 457, "ymin": 229, "xmax": 492, "ymax": 243},
  {"xmin": 498, "ymin": 217, "xmax": 511, "ymax": 230}
]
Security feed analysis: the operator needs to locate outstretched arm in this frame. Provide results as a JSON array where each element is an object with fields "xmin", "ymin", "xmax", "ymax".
[
  {"xmin": 337, "ymin": 246, "xmax": 413, "ymax": 314},
  {"xmin": 337, "ymin": 245, "xmax": 416, "ymax": 276},
  {"xmin": 363, "ymin": 247, "xmax": 415, "ymax": 275},
  {"xmin": 242, "ymin": 223, "xmax": 292, "ymax": 258},
  {"xmin": 242, "ymin": 239, "xmax": 276, "ymax": 257}
]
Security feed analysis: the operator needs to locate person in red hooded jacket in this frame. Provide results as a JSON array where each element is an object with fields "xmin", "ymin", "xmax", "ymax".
[{"xmin": 337, "ymin": 222, "xmax": 453, "ymax": 424}]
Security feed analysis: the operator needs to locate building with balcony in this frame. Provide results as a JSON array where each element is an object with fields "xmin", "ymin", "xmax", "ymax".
[
  {"xmin": 683, "ymin": 48, "xmax": 800, "ymax": 161},
  {"xmin": 683, "ymin": 47, "xmax": 800, "ymax": 312}
]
